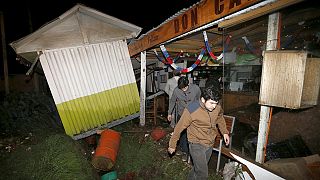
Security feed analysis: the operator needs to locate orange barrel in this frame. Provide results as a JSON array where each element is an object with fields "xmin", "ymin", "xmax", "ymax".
[{"xmin": 91, "ymin": 129, "xmax": 121, "ymax": 171}]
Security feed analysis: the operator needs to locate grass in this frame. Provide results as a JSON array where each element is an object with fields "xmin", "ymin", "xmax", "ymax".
[
  {"xmin": 114, "ymin": 129, "xmax": 190, "ymax": 179},
  {"xmin": 110, "ymin": 119, "xmax": 223, "ymax": 180},
  {"xmin": 0, "ymin": 92, "xmax": 98, "ymax": 179},
  {"xmin": 0, "ymin": 92, "xmax": 224, "ymax": 180},
  {"xmin": 0, "ymin": 132, "xmax": 97, "ymax": 180}
]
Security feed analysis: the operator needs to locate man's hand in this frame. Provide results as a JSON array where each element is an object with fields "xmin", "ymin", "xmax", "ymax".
[
  {"xmin": 167, "ymin": 115, "xmax": 172, "ymax": 122},
  {"xmin": 223, "ymin": 134, "xmax": 230, "ymax": 146},
  {"xmin": 168, "ymin": 147, "xmax": 175, "ymax": 154}
]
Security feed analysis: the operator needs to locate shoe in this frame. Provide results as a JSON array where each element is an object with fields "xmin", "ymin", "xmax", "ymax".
[
  {"xmin": 187, "ymin": 155, "xmax": 191, "ymax": 164},
  {"xmin": 182, "ymin": 154, "xmax": 188, "ymax": 162},
  {"xmin": 175, "ymin": 150, "xmax": 182, "ymax": 156}
]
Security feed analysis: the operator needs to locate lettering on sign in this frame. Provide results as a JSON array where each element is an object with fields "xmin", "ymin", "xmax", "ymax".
[
  {"xmin": 128, "ymin": 0, "xmax": 259, "ymax": 56},
  {"xmin": 173, "ymin": 0, "xmax": 244, "ymax": 34},
  {"xmin": 215, "ymin": 0, "xmax": 224, "ymax": 15},
  {"xmin": 174, "ymin": 8, "xmax": 198, "ymax": 33},
  {"xmin": 215, "ymin": 0, "xmax": 243, "ymax": 15},
  {"xmin": 229, "ymin": 0, "xmax": 241, "ymax": 9},
  {"xmin": 148, "ymin": 34, "xmax": 159, "ymax": 44}
]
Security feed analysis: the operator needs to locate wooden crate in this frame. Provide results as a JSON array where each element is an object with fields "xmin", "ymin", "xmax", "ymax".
[{"xmin": 259, "ymin": 50, "xmax": 320, "ymax": 109}]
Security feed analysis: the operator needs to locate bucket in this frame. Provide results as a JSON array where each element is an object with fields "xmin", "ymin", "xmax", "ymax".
[
  {"xmin": 101, "ymin": 171, "xmax": 117, "ymax": 180},
  {"xmin": 92, "ymin": 129, "xmax": 121, "ymax": 171},
  {"xmin": 151, "ymin": 128, "xmax": 167, "ymax": 141}
]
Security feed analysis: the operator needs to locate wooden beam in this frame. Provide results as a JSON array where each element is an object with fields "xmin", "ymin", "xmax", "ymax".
[
  {"xmin": 0, "ymin": 12, "xmax": 9, "ymax": 94},
  {"xmin": 139, "ymin": 51, "xmax": 147, "ymax": 126},
  {"xmin": 219, "ymin": 0, "xmax": 304, "ymax": 28},
  {"xmin": 171, "ymin": 39, "xmax": 204, "ymax": 47},
  {"xmin": 226, "ymin": 17, "xmax": 267, "ymax": 36},
  {"xmin": 256, "ymin": 12, "xmax": 280, "ymax": 164},
  {"xmin": 153, "ymin": 46, "xmax": 223, "ymax": 54},
  {"xmin": 207, "ymin": 29, "xmax": 223, "ymax": 35},
  {"xmin": 154, "ymin": 47, "xmax": 201, "ymax": 54},
  {"xmin": 128, "ymin": 0, "xmax": 260, "ymax": 57}
]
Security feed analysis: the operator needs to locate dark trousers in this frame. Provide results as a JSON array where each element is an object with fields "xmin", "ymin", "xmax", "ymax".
[
  {"xmin": 176, "ymin": 114, "xmax": 189, "ymax": 153},
  {"xmin": 188, "ymin": 143, "xmax": 213, "ymax": 180},
  {"xmin": 179, "ymin": 129, "xmax": 189, "ymax": 153}
]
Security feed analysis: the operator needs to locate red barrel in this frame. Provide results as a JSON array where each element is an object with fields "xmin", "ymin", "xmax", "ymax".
[{"xmin": 91, "ymin": 129, "xmax": 121, "ymax": 171}]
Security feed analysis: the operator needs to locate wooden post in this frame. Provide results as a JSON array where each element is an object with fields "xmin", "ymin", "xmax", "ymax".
[
  {"xmin": 0, "ymin": 12, "xmax": 9, "ymax": 94},
  {"xmin": 139, "ymin": 51, "xmax": 147, "ymax": 126},
  {"xmin": 26, "ymin": 4, "xmax": 40, "ymax": 93},
  {"xmin": 256, "ymin": 12, "xmax": 281, "ymax": 163}
]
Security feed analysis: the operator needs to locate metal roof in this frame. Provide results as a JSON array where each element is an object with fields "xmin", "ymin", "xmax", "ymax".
[{"xmin": 10, "ymin": 4, "xmax": 142, "ymax": 63}]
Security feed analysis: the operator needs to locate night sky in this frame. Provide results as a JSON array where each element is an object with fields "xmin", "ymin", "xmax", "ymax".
[{"xmin": 0, "ymin": 0, "xmax": 199, "ymax": 74}]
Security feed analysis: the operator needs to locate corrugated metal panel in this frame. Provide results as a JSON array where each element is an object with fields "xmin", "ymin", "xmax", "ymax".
[{"xmin": 40, "ymin": 40, "xmax": 140, "ymax": 136}]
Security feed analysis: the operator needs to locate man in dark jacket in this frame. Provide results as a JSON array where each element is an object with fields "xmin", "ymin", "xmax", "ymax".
[
  {"xmin": 168, "ymin": 84, "xmax": 230, "ymax": 179},
  {"xmin": 167, "ymin": 76, "xmax": 201, "ymax": 156}
]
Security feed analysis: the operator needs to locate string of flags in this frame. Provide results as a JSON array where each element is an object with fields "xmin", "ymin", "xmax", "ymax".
[
  {"xmin": 153, "ymin": 49, "xmax": 183, "ymax": 65},
  {"xmin": 203, "ymin": 31, "xmax": 224, "ymax": 61},
  {"xmin": 160, "ymin": 45, "xmax": 206, "ymax": 73},
  {"xmin": 153, "ymin": 31, "xmax": 231, "ymax": 73}
]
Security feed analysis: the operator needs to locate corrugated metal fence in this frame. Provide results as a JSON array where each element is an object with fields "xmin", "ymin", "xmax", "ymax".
[{"xmin": 40, "ymin": 40, "xmax": 140, "ymax": 137}]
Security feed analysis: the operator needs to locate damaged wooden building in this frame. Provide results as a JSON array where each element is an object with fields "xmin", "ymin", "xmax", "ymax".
[{"xmin": 6, "ymin": 0, "xmax": 320, "ymax": 179}]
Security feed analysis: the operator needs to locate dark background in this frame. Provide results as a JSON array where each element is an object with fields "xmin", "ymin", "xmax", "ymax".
[{"xmin": 0, "ymin": 0, "xmax": 199, "ymax": 74}]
